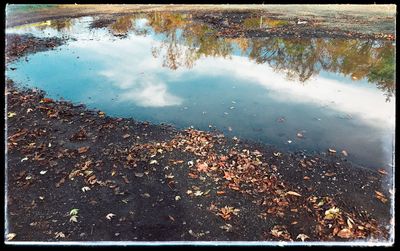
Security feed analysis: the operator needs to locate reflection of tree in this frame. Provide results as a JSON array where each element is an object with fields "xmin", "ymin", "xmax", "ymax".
[
  {"xmin": 36, "ymin": 19, "xmax": 74, "ymax": 32},
  {"xmin": 91, "ymin": 12, "xmax": 395, "ymax": 99},
  {"xmin": 146, "ymin": 12, "xmax": 233, "ymax": 70},
  {"xmin": 247, "ymin": 38, "xmax": 394, "ymax": 99},
  {"xmin": 109, "ymin": 15, "xmax": 133, "ymax": 37}
]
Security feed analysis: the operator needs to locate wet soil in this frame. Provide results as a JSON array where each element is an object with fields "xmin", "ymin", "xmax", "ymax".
[
  {"xmin": 5, "ymin": 34, "xmax": 66, "ymax": 64},
  {"xmin": 5, "ymin": 77, "xmax": 392, "ymax": 242},
  {"xmin": 4, "ymin": 14, "xmax": 393, "ymax": 242}
]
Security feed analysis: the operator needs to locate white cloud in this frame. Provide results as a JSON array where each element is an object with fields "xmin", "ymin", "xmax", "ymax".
[{"xmin": 69, "ymin": 29, "xmax": 394, "ymax": 129}]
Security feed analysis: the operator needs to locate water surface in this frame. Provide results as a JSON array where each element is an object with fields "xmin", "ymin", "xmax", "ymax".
[{"xmin": 6, "ymin": 13, "xmax": 396, "ymax": 170}]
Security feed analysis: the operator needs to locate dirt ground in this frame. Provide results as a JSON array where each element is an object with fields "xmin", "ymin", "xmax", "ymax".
[
  {"xmin": 6, "ymin": 4, "xmax": 396, "ymax": 38},
  {"xmin": 4, "ymin": 5, "xmax": 395, "ymax": 244}
]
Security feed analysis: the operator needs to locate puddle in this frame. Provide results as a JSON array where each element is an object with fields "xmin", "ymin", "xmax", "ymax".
[{"xmin": 6, "ymin": 13, "xmax": 395, "ymax": 170}]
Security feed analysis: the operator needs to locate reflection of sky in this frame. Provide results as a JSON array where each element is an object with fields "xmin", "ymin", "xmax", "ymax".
[
  {"xmin": 6, "ymin": 17, "xmax": 395, "ymax": 169},
  {"xmin": 69, "ymin": 34, "xmax": 395, "ymax": 130}
]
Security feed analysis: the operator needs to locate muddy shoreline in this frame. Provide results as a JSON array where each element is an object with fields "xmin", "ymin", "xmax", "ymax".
[{"xmin": 5, "ymin": 32, "xmax": 393, "ymax": 242}]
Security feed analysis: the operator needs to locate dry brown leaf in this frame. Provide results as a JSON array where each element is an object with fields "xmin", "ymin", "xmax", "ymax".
[
  {"xmin": 286, "ymin": 191, "xmax": 301, "ymax": 197},
  {"xmin": 40, "ymin": 98, "xmax": 54, "ymax": 103},
  {"xmin": 78, "ymin": 146, "xmax": 89, "ymax": 154},
  {"xmin": 126, "ymin": 154, "xmax": 134, "ymax": 162},
  {"xmin": 223, "ymin": 171, "xmax": 234, "ymax": 180},
  {"xmin": 378, "ymin": 169, "xmax": 388, "ymax": 175},
  {"xmin": 337, "ymin": 228, "xmax": 353, "ymax": 239},
  {"xmin": 196, "ymin": 162, "xmax": 208, "ymax": 172},
  {"xmin": 375, "ymin": 191, "xmax": 388, "ymax": 203}
]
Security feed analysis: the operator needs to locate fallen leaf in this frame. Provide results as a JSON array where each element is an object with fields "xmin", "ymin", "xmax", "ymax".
[
  {"xmin": 296, "ymin": 233, "xmax": 309, "ymax": 241},
  {"xmin": 106, "ymin": 213, "xmax": 116, "ymax": 220},
  {"xmin": 141, "ymin": 193, "xmax": 150, "ymax": 198},
  {"xmin": 378, "ymin": 169, "xmax": 388, "ymax": 175},
  {"xmin": 78, "ymin": 146, "xmax": 89, "ymax": 154},
  {"xmin": 126, "ymin": 154, "xmax": 134, "ymax": 162},
  {"xmin": 325, "ymin": 172, "xmax": 336, "ymax": 177},
  {"xmin": 69, "ymin": 208, "xmax": 79, "ymax": 216},
  {"xmin": 40, "ymin": 98, "xmax": 54, "ymax": 103},
  {"xmin": 194, "ymin": 190, "xmax": 204, "ymax": 196},
  {"xmin": 196, "ymin": 162, "xmax": 208, "ymax": 172},
  {"xmin": 69, "ymin": 215, "xmax": 78, "ymax": 223},
  {"xmin": 286, "ymin": 191, "xmax": 301, "ymax": 197},
  {"xmin": 337, "ymin": 228, "xmax": 353, "ymax": 238},
  {"xmin": 220, "ymin": 224, "xmax": 233, "ymax": 232},
  {"xmin": 7, "ymin": 111, "xmax": 19, "ymax": 118},
  {"xmin": 81, "ymin": 186, "xmax": 91, "ymax": 192},
  {"xmin": 375, "ymin": 191, "xmax": 388, "ymax": 203},
  {"xmin": 6, "ymin": 233, "xmax": 16, "ymax": 241},
  {"xmin": 347, "ymin": 217, "xmax": 355, "ymax": 229},
  {"xmin": 223, "ymin": 171, "xmax": 234, "ymax": 181},
  {"xmin": 55, "ymin": 232, "xmax": 65, "ymax": 239},
  {"xmin": 149, "ymin": 160, "xmax": 158, "ymax": 165},
  {"xmin": 324, "ymin": 207, "xmax": 340, "ymax": 220}
]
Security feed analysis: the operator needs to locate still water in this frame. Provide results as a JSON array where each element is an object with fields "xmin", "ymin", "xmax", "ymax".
[{"xmin": 6, "ymin": 13, "xmax": 395, "ymax": 170}]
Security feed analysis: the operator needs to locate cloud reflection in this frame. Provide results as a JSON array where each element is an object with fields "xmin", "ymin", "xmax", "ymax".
[
  {"xmin": 74, "ymin": 37, "xmax": 183, "ymax": 107},
  {"xmin": 70, "ymin": 31, "xmax": 394, "ymax": 129}
]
